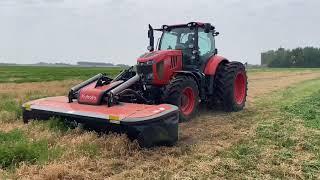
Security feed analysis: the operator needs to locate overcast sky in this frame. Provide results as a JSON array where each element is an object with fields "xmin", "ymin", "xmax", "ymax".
[{"xmin": 0, "ymin": 0, "xmax": 319, "ymax": 65}]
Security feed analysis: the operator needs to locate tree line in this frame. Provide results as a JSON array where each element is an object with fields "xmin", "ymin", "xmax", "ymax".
[{"xmin": 261, "ymin": 47, "xmax": 320, "ymax": 67}]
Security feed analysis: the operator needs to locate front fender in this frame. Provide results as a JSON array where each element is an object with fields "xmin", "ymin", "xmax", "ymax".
[{"xmin": 173, "ymin": 71, "xmax": 203, "ymax": 90}]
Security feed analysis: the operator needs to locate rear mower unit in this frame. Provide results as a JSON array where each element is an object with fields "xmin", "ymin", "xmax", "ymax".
[{"xmin": 22, "ymin": 22, "xmax": 248, "ymax": 148}]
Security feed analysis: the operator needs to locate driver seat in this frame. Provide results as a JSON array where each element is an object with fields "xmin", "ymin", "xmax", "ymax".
[{"xmin": 177, "ymin": 34, "xmax": 198, "ymax": 70}]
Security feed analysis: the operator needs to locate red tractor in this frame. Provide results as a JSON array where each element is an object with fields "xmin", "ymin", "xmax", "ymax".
[
  {"xmin": 137, "ymin": 22, "xmax": 247, "ymax": 121},
  {"xmin": 22, "ymin": 22, "xmax": 247, "ymax": 147}
]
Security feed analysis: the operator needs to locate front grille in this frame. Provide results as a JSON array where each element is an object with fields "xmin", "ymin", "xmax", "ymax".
[
  {"xmin": 156, "ymin": 61, "xmax": 164, "ymax": 80},
  {"xmin": 137, "ymin": 64, "xmax": 153, "ymax": 75},
  {"xmin": 170, "ymin": 56, "xmax": 178, "ymax": 69}
]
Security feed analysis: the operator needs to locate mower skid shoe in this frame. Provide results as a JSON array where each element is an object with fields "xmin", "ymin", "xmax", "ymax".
[{"xmin": 22, "ymin": 96, "xmax": 179, "ymax": 148}]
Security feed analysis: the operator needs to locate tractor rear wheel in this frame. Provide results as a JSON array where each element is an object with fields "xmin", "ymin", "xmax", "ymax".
[
  {"xmin": 162, "ymin": 75, "xmax": 199, "ymax": 122},
  {"xmin": 214, "ymin": 61, "xmax": 248, "ymax": 111}
]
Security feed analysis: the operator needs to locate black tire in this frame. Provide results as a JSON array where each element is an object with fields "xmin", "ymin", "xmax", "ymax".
[
  {"xmin": 162, "ymin": 75, "xmax": 199, "ymax": 122},
  {"xmin": 214, "ymin": 61, "xmax": 248, "ymax": 112}
]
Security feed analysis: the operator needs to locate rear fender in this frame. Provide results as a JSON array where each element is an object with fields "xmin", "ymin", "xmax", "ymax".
[{"xmin": 204, "ymin": 55, "xmax": 229, "ymax": 76}]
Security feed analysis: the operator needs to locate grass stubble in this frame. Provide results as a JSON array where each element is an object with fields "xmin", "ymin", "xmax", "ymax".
[{"xmin": 0, "ymin": 69, "xmax": 319, "ymax": 179}]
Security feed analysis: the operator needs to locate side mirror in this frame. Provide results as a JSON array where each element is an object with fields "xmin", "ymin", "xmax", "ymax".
[
  {"xmin": 148, "ymin": 29, "xmax": 152, "ymax": 38},
  {"xmin": 148, "ymin": 24, "xmax": 154, "ymax": 52},
  {"xmin": 214, "ymin": 48, "xmax": 218, "ymax": 55}
]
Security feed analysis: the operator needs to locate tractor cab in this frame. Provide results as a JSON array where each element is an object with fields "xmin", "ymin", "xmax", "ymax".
[{"xmin": 149, "ymin": 22, "xmax": 219, "ymax": 71}]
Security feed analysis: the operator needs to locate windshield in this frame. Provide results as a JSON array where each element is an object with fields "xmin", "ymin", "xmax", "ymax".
[{"xmin": 159, "ymin": 27, "xmax": 195, "ymax": 50}]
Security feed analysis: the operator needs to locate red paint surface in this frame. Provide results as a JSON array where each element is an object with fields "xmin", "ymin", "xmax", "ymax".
[
  {"xmin": 234, "ymin": 72, "xmax": 247, "ymax": 104},
  {"xmin": 137, "ymin": 50, "xmax": 183, "ymax": 85},
  {"xmin": 27, "ymin": 96, "xmax": 173, "ymax": 119},
  {"xmin": 180, "ymin": 87, "xmax": 195, "ymax": 115},
  {"xmin": 78, "ymin": 81, "xmax": 122, "ymax": 105},
  {"xmin": 204, "ymin": 55, "xmax": 228, "ymax": 75},
  {"xmin": 78, "ymin": 81, "xmax": 102, "ymax": 104}
]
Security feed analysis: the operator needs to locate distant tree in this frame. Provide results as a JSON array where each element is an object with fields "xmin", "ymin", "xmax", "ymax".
[
  {"xmin": 291, "ymin": 48, "xmax": 304, "ymax": 67},
  {"xmin": 261, "ymin": 47, "xmax": 320, "ymax": 68}
]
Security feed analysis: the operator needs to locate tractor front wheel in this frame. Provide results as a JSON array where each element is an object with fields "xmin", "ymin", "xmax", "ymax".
[
  {"xmin": 214, "ymin": 61, "xmax": 248, "ymax": 111},
  {"xmin": 162, "ymin": 75, "xmax": 199, "ymax": 122}
]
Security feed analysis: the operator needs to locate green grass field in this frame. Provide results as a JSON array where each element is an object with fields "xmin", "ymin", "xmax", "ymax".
[
  {"xmin": 0, "ymin": 66, "xmax": 320, "ymax": 179},
  {"xmin": 221, "ymin": 79, "xmax": 320, "ymax": 179},
  {"xmin": 0, "ymin": 66, "xmax": 122, "ymax": 83}
]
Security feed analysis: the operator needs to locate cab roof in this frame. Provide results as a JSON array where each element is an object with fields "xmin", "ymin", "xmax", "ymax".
[{"xmin": 154, "ymin": 22, "xmax": 214, "ymax": 31}]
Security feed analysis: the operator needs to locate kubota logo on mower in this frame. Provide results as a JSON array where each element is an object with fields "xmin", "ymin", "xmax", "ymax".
[{"xmin": 80, "ymin": 94, "xmax": 97, "ymax": 102}]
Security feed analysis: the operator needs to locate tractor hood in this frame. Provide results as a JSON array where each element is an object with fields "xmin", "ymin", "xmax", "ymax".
[
  {"xmin": 136, "ymin": 50, "xmax": 183, "ymax": 85},
  {"xmin": 137, "ymin": 50, "xmax": 182, "ymax": 63}
]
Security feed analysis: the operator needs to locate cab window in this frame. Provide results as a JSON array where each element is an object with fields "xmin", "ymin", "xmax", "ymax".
[
  {"xmin": 160, "ymin": 33, "xmax": 177, "ymax": 50},
  {"xmin": 159, "ymin": 27, "xmax": 193, "ymax": 50},
  {"xmin": 198, "ymin": 28, "xmax": 215, "ymax": 57}
]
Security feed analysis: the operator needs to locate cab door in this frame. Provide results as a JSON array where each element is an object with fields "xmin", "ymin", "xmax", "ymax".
[{"xmin": 198, "ymin": 28, "xmax": 215, "ymax": 64}]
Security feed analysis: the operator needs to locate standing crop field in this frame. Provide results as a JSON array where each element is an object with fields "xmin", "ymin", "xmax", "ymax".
[
  {"xmin": 0, "ymin": 66, "xmax": 320, "ymax": 179},
  {"xmin": 0, "ymin": 66, "xmax": 122, "ymax": 83}
]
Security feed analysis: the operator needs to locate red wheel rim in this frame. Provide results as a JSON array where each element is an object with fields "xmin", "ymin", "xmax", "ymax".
[
  {"xmin": 234, "ymin": 72, "xmax": 246, "ymax": 105},
  {"xmin": 180, "ymin": 87, "xmax": 195, "ymax": 115}
]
